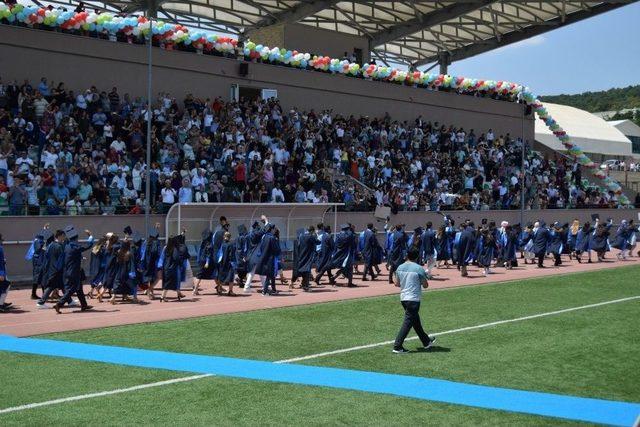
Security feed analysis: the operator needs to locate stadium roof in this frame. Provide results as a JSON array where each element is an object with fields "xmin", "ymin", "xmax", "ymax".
[
  {"xmin": 535, "ymin": 103, "xmax": 636, "ymax": 157},
  {"xmin": 40, "ymin": 0, "xmax": 637, "ymax": 67}
]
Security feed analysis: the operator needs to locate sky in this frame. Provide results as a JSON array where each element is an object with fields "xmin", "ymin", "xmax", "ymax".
[{"xmin": 447, "ymin": 1, "xmax": 640, "ymax": 96}]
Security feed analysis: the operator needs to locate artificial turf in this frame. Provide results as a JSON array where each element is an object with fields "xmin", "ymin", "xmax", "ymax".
[{"xmin": 1, "ymin": 264, "xmax": 639, "ymax": 426}]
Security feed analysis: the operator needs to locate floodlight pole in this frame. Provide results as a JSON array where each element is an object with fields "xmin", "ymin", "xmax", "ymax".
[
  {"xmin": 145, "ymin": 3, "xmax": 156, "ymax": 241},
  {"xmin": 520, "ymin": 104, "xmax": 526, "ymax": 227}
]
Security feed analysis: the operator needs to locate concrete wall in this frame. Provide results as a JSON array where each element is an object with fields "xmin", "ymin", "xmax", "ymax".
[
  {"xmin": 0, "ymin": 24, "xmax": 534, "ymax": 138},
  {"xmin": 283, "ymin": 23, "xmax": 370, "ymax": 63},
  {"xmin": 246, "ymin": 23, "xmax": 370, "ymax": 63},
  {"xmin": 3, "ymin": 208, "xmax": 638, "ymax": 281}
]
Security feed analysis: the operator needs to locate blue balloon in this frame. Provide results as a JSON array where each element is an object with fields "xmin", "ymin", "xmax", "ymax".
[{"xmin": 300, "ymin": 59, "xmax": 308, "ymax": 68}]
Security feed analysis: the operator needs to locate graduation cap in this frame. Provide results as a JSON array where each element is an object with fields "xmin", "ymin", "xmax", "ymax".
[
  {"xmin": 562, "ymin": 223, "xmax": 569, "ymax": 229},
  {"xmin": 237, "ymin": 224, "xmax": 248, "ymax": 235},
  {"xmin": 43, "ymin": 229, "xmax": 54, "ymax": 243},
  {"xmin": 148, "ymin": 228, "xmax": 160, "ymax": 239},
  {"xmin": 201, "ymin": 228, "xmax": 212, "ymax": 240},
  {"xmin": 252, "ymin": 221, "xmax": 260, "ymax": 229},
  {"xmin": 63, "ymin": 225, "xmax": 75, "ymax": 233},
  {"xmin": 414, "ymin": 227, "xmax": 423, "ymax": 234},
  {"xmin": 123, "ymin": 226, "xmax": 133, "ymax": 235},
  {"xmin": 66, "ymin": 227, "xmax": 79, "ymax": 240},
  {"xmin": 591, "ymin": 213, "xmax": 600, "ymax": 221},
  {"xmin": 340, "ymin": 223, "xmax": 351, "ymax": 230},
  {"xmin": 132, "ymin": 232, "xmax": 143, "ymax": 244}
]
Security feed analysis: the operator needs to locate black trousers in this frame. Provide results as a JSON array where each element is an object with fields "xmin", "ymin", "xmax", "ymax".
[
  {"xmin": 315, "ymin": 266, "xmax": 334, "ymax": 282},
  {"xmin": 300, "ymin": 272, "xmax": 311, "ymax": 289},
  {"xmin": 394, "ymin": 300, "xmax": 431, "ymax": 349},
  {"xmin": 388, "ymin": 263, "xmax": 400, "ymax": 283},
  {"xmin": 536, "ymin": 251, "xmax": 545, "ymax": 267},
  {"xmin": 58, "ymin": 282, "xmax": 88, "ymax": 308},
  {"xmin": 363, "ymin": 262, "xmax": 375, "ymax": 279}
]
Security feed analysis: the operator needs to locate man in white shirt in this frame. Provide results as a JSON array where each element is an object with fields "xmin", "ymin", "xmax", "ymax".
[
  {"xmin": 161, "ymin": 181, "xmax": 176, "ymax": 213},
  {"xmin": 16, "ymin": 152, "xmax": 34, "ymax": 174},
  {"xmin": 271, "ymin": 186, "xmax": 285, "ymax": 203},
  {"xmin": 110, "ymin": 138, "xmax": 126, "ymax": 153}
]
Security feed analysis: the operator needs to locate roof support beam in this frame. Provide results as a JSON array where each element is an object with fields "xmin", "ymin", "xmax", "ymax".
[
  {"xmin": 252, "ymin": 0, "xmax": 341, "ymax": 28},
  {"xmin": 412, "ymin": 1, "xmax": 632, "ymax": 67},
  {"xmin": 370, "ymin": 0, "xmax": 495, "ymax": 47}
]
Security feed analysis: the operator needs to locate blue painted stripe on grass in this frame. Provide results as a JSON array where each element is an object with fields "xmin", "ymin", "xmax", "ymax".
[{"xmin": 0, "ymin": 335, "xmax": 638, "ymax": 426}]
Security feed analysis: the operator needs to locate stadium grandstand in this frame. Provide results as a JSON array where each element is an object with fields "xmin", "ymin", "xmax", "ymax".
[{"xmin": 1, "ymin": 0, "xmax": 639, "ymax": 218}]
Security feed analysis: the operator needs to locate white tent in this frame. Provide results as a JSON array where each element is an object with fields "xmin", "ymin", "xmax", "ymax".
[{"xmin": 535, "ymin": 103, "xmax": 634, "ymax": 157}]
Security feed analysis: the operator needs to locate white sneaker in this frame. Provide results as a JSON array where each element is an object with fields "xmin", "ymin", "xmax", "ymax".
[
  {"xmin": 243, "ymin": 287, "xmax": 252, "ymax": 294},
  {"xmin": 36, "ymin": 303, "xmax": 50, "ymax": 309},
  {"xmin": 69, "ymin": 299, "xmax": 80, "ymax": 307}
]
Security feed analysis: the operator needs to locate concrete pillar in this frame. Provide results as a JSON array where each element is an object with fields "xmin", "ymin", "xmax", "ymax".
[{"xmin": 438, "ymin": 51, "xmax": 451, "ymax": 75}]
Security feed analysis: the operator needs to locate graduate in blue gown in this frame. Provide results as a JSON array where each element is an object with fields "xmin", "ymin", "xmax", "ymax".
[
  {"xmin": 574, "ymin": 222, "xmax": 592, "ymax": 263},
  {"xmin": 420, "ymin": 222, "xmax": 437, "ymax": 278},
  {"xmin": 476, "ymin": 228, "xmax": 498, "ymax": 276},
  {"xmin": 97, "ymin": 234, "xmax": 120, "ymax": 303},
  {"xmin": 244, "ymin": 216, "xmax": 269, "ymax": 293},
  {"xmin": 361, "ymin": 223, "xmax": 380, "ymax": 281},
  {"xmin": 140, "ymin": 228, "xmax": 161, "ymax": 299},
  {"xmin": 590, "ymin": 222, "xmax": 610, "ymax": 262},
  {"xmin": 234, "ymin": 225, "xmax": 249, "ymax": 287},
  {"xmin": 457, "ymin": 222, "xmax": 477, "ymax": 277},
  {"xmin": 253, "ymin": 224, "xmax": 280, "ymax": 295},
  {"xmin": 110, "ymin": 240, "xmax": 138, "ymax": 304},
  {"xmin": 547, "ymin": 222, "xmax": 565, "ymax": 267},
  {"xmin": 37, "ymin": 229, "xmax": 67, "ymax": 308},
  {"xmin": 25, "ymin": 227, "xmax": 50, "ymax": 300},
  {"xmin": 612, "ymin": 220, "xmax": 632, "ymax": 260},
  {"xmin": 54, "ymin": 227, "xmax": 94, "ymax": 313},
  {"xmin": 318, "ymin": 224, "xmax": 356, "ymax": 287},
  {"xmin": 530, "ymin": 221, "xmax": 550, "ymax": 268},
  {"xmin": 0, "ymin": 234, "xmax": 11, "ymax": 312},
  {"xmin": 160, "ymin": 233, "xmax": 190, "ymax": 302},
  {"xmin": 216, "ymin": 232, "xmax": 237, "ymax": 296},
  {"xmin": 87, "ymin": 235, "xmax": 108, "ymax": 299},
  {"xmin": 194, "ymin": 229, "xmax": 214, "ymax": 296},
  {"xmin": 387, "ymin": 224, "xmax": 407, "ymax": 284},
  {"xmin": 314, "ymin": 225, "xmax": 334, "ymax": 285},
  {"xmin": 502, "ymin": 225, "xmax": 518, "ymax": 269},
  {"xmin": 295, "ymin": 226, "xmax": 321, "ymax": 291}
]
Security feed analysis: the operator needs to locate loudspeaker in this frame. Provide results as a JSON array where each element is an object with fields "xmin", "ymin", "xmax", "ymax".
[
  {"xmin": 525, "ymin": 104, "xmax": 533, "ymax": 116},
  {"xmin": 239, "ymin": 63, "xmax": 249, "ymax": 76}
]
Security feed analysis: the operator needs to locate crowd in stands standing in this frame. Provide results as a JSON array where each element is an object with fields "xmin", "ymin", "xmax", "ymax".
[{"xmin": 0, "ymin": 75, "xmax": 631, "ymax": 216}]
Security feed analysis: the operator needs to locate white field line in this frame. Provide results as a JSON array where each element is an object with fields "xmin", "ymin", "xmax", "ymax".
[{"xmin": 1, "ymin": 294, "xmax": 639, "ymax": 415}]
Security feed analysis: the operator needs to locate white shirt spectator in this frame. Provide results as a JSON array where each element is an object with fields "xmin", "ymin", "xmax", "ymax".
[
  {"xmin": 110, "ymin": 139, "xmax": 126, "ymax": 153},
  {"xmin": 271, "ymin": 187, "xmax": 285, "ymax": 203},
  {"xmin": 161, "ymin": 187, "xmax": 176, "ymax": 204}
]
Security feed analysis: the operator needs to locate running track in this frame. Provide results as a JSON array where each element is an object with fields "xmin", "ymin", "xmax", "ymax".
[{"xmin": 0, "ymin": 254, "xmax": 637, "ymax": 337}]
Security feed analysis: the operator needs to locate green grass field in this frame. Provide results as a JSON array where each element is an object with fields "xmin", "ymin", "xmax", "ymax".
[{"xmin": 1, "ymin": 265, "xmax": 639, "ymax": 426}]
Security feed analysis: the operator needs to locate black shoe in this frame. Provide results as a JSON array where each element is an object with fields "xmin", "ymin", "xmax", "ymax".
[
  {"xmin": 2, "ymin": 302, "xmax": 13, "ymax": 309},
  {"xmin": 54, "ymin": 304, "xmax": 62, "ymax": 315},
  {"xmin": 392, "ymin": 347, "xmax": 410, "ymax": 354},
  {"xmin": 81, "ymin": 305, "xmax": 93, "ymax": 311},
  {"xmin": 347, "ymin": 283, "xmax": 357, "ymax": 288},
  {"xmin": 371, "ymin": 274, "xmax": 378, "ymax": 280},
  {"xmin": 362, "ymin": 277, "xmax": 368, "ymax": 281},
  {"xmin": 302, "ymin": 287, "xmax": 310, "ymax": 292},
  {"xmin": 421, "ymin": 337, "xmax": 437, "ymax": 350},
  {"xmin": 30, "ymin": 294, "xmax": 39, "ymax": 300}
]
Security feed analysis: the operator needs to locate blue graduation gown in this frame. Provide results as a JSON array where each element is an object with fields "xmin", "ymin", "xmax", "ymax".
[
  {"xmin": 477, "ymin": 236, "xmax": 497, "ymax": 267},
  {"xmin": 329, "ymin": 230, "xmax": 355, "ymax": 273},
  {"xmin": 43, "ymin": 242, "xmax": 65, "ymax": 289},
  {"xmin": 62, "ymin": 238, "xmax": 94, "ymax": 289},
  {"xmin": 420, "ymin": 229, "xmax": 437, "ymax": 260},
  {"xmin": 217, "ymin": 242, "xmax": 237, "ymax": 284},
  {"xmin": 296, "ymin": 233, "xmax": 320, "ymax": 274},
  {"xmin": 388, "ymin": 230, "xmax": 407, "ymax": 267},
  {"xmin": 531, "ymin": 227, "xmax": 550, "ymax": 256},
  {"xmin": 547, "ymin": 230, "xmax": 564, "ymax": 255},
  {"xmin": 316, "ymin": 231, "xmax": 333, "ymax": 271},
  {"xmin": 361, "ymin": 229, "xmax": 378, "ymax": 265},
  {"xmin": 254, "ymin": 232, "xmax": 279, "ymax": 278}
]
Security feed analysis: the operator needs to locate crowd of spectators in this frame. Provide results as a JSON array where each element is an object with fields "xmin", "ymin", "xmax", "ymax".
[{"xmin": 0, "ymin": 75, "xmax": 630, "ymax": 216}]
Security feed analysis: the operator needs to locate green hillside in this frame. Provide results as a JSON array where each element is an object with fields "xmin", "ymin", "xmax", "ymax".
[{"xmin": 540, "ymin": 85, "xmax": 640, "ymax": 113}]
